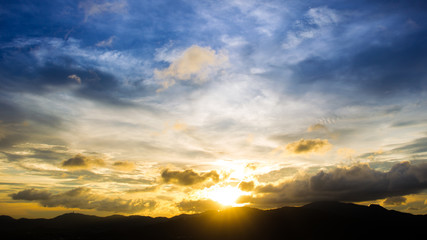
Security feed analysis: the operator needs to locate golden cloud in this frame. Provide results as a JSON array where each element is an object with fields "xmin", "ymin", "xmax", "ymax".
[
  {"xmin": 285, "ymin": 138, "xmax": 332, "ymax": 154},
  {"xmin": 177, "ymin": 199, "xmax": 222, "ymax": 213},
  {"xmin": 238, "ymin": 181, "xmax": 255, "ymax": 192},
  {"xmin": 112, "ymin": 161, "xmax": 136, "ymax": 171},
  {"xmin": 307, "ymin": 123, "xmax": 328, "ymax": 132}
]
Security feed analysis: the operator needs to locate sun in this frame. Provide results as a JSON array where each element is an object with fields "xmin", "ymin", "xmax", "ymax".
[{"xmin": 207, "ymin": 186, "xmax": 245, "ymax": 206}]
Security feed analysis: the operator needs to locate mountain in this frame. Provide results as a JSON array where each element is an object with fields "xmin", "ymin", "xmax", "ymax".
[{"xmin": 0, "ymin": 201, "xmax": 425, "ymax": 240}]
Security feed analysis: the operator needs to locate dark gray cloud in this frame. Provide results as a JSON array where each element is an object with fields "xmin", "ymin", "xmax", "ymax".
[
  {"xmin": 161, "ymin": 169, "xmax": 220, "ymax": 186},
  {"xmin": 238, "ymin": 161, "xmax": 427, "ymax": 208},
  {"xmin": 0, "ymin": 42, "xmax": 146, "ymax": 107},
  {"xmin": 10, "ymin": 187, "xmax": 156, "ymax": 213},
  {"xmin": 177, "ymin": 199, "xmax": 222, "ymax": 213},
  {"xmin": 61, "ymin": 154, "xmax": 106, "ymax": 170},
  {"xmin": 9, "ymin": 188, "xmax": 52, "ymax": 200}
]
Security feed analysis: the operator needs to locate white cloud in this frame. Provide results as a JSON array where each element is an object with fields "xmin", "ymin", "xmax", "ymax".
[
  {"xmin": 306, "ymin": 7, "xmax": 340, "ymax": 27},
  {"xmin": 68, "ymin": 74, "xmax": 82, "ymax": 84},
  {"xmin": 221, "ymin": 35, "xmax": 248, "ymax": 47},
  {"xmin": 79, "ymin": 0, "xmax": 127, "ymax": 21},
  {"xmin": 282, "ymin": 7, "xmax": 339, "ymax": 50},
  {"xmin": 154, "ymin": 45, "xmax": 227, "ymax": 91},
  {"xmin": 96, "ymin": 36, "xmax": 115, "ymax": 47}
]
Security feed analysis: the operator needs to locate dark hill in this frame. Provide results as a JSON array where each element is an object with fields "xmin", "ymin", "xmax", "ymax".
[{"xmin": 1, "ymin": 201, "xmax": 425, "ymax": 240}]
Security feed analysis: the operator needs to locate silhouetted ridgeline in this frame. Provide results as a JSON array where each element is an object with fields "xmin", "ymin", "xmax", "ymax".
[{"xmin": 0, "ymin": 202, "xmax": 426, "ymax": 240}]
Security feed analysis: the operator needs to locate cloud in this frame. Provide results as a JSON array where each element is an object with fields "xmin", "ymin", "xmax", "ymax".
[
  {"xmin": 285, "ymin": 138, "xmax": 332, "ymax": 154},
  {"xmin": 79, "ymin": 0, "xmax": 127, "ymax": 21},
  {"xmin": 392, "ymin": 137, "xmax": 427, "ymax": 155},
  {"xmin": 288, "ymin": 28, "xmax": 427, "ymax": 97},
  {"xmin": 10, "ymin": 187, "xmax": 156, "ymax": 213},
  {"xmin": 177, "ymin": 199, "xmax": 222, "ymax": 213},
  {"xmin": 161, "ymin": 169, "xmax": 220, "ymax": 186},
  {"xmin": 154, "ymin": 45, "xmax": 227, "ymax": 91},
  {"xmin": 282, "ymin": 7, "xmax": 339, "ymax": 49},
  {"xmin": 172, "ymin": 122, "xmax": 187, "ymax": 132},
  {"xmin": 3, "ymin": 143, "xmax": 70, "ymax": 162},
  {"xmin": 96, "ymin": 36, "xmax": 115, "ymax": 47},
  {"xmin": 67, "ymin": 74, "xmax": 81, "ymax": 84},
  {"xmin": 61, "ymin": 154, "xmax": 106, "ymax": 170},
  {"xmin": 384, "ymin": 196, "xmax": 407, "ymax": 206},
  {"xmin": 306, "ymin": 7, "xmax": 340, "ymax": 27},
  {"xmin": 112, "ymin": 161, "xmax": 135, "ymax": 171},
  {"xmin": 337, "ymin": 147, "xmax": 356, "ymax": 159},
  {"xmin": 0, "ymin": 40, "xmax": 133, "ymax": 106},
  {"xmin": 282, "ymin": 31, "xmax": 314, "ymax": 49},
  {"xmin": 125, "ymin": 185, "xmax": 159, "ymax": 193},
  {"xmin": 238, "ymin": 162, "xmax": 427, "ymax": 208},
  {"xmin": 238, "ymin": 181, "xmax": 255, "ymax": 192},
  {"xmin": 9, "ymin": 188, "xmax": 52, "ymax": 200},
  {"xmin": 307, "ymin": 124, "xmax": 328, "ymax": 132},
  {"xmin": 256, "ymin": 167, "xmax": 299, "ymax": 183}
]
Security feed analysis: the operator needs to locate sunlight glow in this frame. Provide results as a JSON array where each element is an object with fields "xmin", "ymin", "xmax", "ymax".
[{"xmin": 207, "ymin": 185, "xmax": 246, "ymax": 206}]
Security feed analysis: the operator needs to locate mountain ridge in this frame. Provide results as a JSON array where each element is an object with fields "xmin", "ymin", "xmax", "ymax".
[{"xmin": 0, "ymin": 201, "xmax": 425, "ymax": 240}]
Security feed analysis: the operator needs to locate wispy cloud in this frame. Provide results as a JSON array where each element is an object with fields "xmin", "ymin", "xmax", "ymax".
[
  {"xmin": 96, "ymin": 36, "xmax": 115, "ymax": 47},
  {"xmin": 79, "ymin": 0, "xmax": 127, "ymax": 21},
  {"xmin": 282, "ymin": 6, "xmax": 339, "ymax": 50}
]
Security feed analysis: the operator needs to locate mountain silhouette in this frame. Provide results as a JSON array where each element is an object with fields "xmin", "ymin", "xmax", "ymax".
[{"xmin": 0, "ymin": 201, "xmax": 425, "ymax": 240}]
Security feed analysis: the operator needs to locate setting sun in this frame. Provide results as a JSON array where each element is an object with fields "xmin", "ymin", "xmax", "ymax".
[{"xmin": 207, "ymin": 186, "xmax": 245, "ymax": 206}]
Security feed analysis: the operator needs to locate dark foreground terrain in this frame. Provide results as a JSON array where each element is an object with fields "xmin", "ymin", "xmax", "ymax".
[{"xmin": 1, "ymin": 201, "xmax": 426, "ymax": 240}]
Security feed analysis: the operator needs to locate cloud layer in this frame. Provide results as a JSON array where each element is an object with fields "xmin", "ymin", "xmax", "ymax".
[
  {"xmin": 161, "ymin": 169, "xmax": 220, "ymax": 186},
  {"xmin": 239, "ymin": 162, "xmax": 427, "ymax": 208},
  {"xmin": 10, "ymin": 187, "xmax": 155, "ymax": 213},
  {"xmin": 177, "ymin": 199, "xmax": 222, "ymax": 212}
]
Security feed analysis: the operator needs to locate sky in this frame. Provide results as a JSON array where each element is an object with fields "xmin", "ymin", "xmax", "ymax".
[{"xmin": 1, "ymin": 0, "xmax": 427, "ymax": 218}]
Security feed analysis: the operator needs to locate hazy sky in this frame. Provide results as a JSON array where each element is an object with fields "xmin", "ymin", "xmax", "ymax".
[{"xmin": 1, "ymin": 0, "xmax": 427, "ymax": 218}]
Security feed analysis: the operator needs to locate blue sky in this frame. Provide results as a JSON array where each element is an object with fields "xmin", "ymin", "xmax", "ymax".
[{"xmin": 1, "ymin": 0, "xmax": 427, "ymax": 217}]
